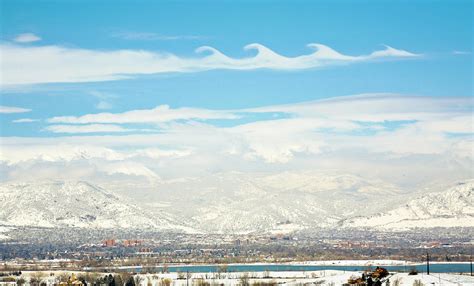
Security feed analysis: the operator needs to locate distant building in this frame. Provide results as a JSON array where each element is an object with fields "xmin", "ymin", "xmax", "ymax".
[
  {"xmin": 102, "ymin": 239, "xmax": 116, "ymax": 247},
  {"xmin": 123, "ymin": 239, "xmax": 143, "ymax": 247}
]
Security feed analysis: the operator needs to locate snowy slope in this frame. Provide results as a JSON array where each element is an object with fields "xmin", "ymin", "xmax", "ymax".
[
  {"xmin": 0, "ymin": 181, "xmax": 189, "ymax": 231},
  {"xmin": 340, "ymin": 180, "xmax": 474, "ymax": 230}
]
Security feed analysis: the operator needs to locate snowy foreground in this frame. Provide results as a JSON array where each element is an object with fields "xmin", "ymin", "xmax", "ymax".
[
  {"xmin": 133, "ymin": 271, "xmax": 474, "ymax": 286},
  {"xmin": 14, "ymin": 270, "xmax": 474, "ymax": 286}
]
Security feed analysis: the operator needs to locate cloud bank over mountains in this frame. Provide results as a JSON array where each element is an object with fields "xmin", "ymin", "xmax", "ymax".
[
  {"xmin": 0, "ymin": 43, "xmax": 419, "ymax": 86},
  {"xmin": 1, "ymin": 94, "xmax": 472, "ymax": 188}
]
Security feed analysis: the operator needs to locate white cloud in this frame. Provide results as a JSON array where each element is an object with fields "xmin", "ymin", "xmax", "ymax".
[
  {"xmin": 418, "ymin": 115, "xmax": 473, "ymax": 133},
  {"xmin": 35, "ymin": 94, "xmax": 472, "ymax": 162},
  {"xmin": 228, "ymin": 118, "xmax": 355, "ymax": 163},
  {"xmin": 0, "ymin": 105, "xmax": 31, "ymax": 113},
  {"xmin": 99, "ymin": 161, "xmax": 159, "ymax": 180},
  {"xmin": 45, "ymin": 124, "xmax": 132, "ymax": 133},
  {"xmin": 12, "ymin": 118, "xmax": 38, "ymax": 123},
  {"xmin": 0, "ymin": 142, "xmax": 192, "ymax": 165},
  {"xmin": 47, "ymin": 93, "xmax": 467, "ymax": 131},
  {"xmin": 194, "ymin": 43, "xmax": 419, "ymax": 70},
  {"xmin": 0, "ymin": 43, "xmax": 420, "ymax": 86},
  {"xmin": 48, "ymin": 105, "xmax": 239, "ymax": 124},
  {"xmin": 247, "ymin": 93, "xmax": 471, "ymax": 123},
  {"xmin": 0, "ymin": 144, "xmax": 125, "ymax": 164},
  {"xmin": 13, "ymin": 33, "xmax": 41, "ymax": 43},
  {"xmin": 234, "ymin": 94, "xmax": 472, "ymax": 160},
  {"xmin": 130, "ymin": 148, "xmax": 192, "ymax": 159}
]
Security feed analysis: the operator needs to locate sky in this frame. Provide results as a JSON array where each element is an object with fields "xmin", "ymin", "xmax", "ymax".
[{"xmin": 0, "ymin": 0, "xmax": 472, "ymax": 190}]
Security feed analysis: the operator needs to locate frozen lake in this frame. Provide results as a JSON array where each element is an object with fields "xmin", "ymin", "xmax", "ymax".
[{"xmin": 113, "ymin": 263, "xmax": 472, "ymax": 274}]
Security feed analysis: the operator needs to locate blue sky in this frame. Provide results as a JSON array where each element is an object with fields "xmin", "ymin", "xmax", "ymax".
[{"xmin": 0, "ymin": 1, "xmax": 472, "ymax": 186}]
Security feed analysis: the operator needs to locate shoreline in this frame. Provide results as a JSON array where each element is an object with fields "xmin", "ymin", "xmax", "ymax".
[{"xmin": 79, "ymin": 260, "xmax": 471, "ymax": 270}]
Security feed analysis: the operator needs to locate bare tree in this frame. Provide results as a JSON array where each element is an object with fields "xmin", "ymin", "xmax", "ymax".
[
  {"xmin": 217, "ymin": 265, "xmax": 228, "ymax": 273},
  {"xmin": 16, "ymin": 278, "xmax": 26, "ymax": 286},
  {"xmin": 30, "ymin": 272, "xmax": 45, "ymax": 286},
  {"xmin": 392, "ymin": 277, "xmax": 402, "ymax": 286},
  {"xmin": 134, "ymin": 275, "xmax": 144, "ymax": 286},
  {"xmin": 239, "ymin": 273, "xmax": 250, "ymax": 286},
  {"xmin": 58, "ymin": 272, "xmax": 70, "ymax": 283},
  {"xmin": 216, "ymin": 264, "xmax": 228, "ymax": 279},
  {"xmin": 192, "ymin": 279, "xmax": 210, "ymax": 286},
  {"xmin": 161, "ymin": 265, "xmax": 169, "ymax": 274},
  {"xmin": 114, "ymin": 274, "xmax": 124, "ymax": 286}
]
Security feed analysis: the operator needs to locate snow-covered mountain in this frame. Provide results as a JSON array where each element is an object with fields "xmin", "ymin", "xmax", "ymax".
[
  {"xmin": 0, "ymin": 181, "xmax": 191, "ymax": 231},
  {"xmin": 340, "ymin": 180, "xmax": 474, "ymax": 230},
  {"xmin": 140, "ymin": 171, "xmax": 409, "ymax": 233},
  {"xmin": 2, "ymin": 175, "xmax": 472, "ymax": 234}
]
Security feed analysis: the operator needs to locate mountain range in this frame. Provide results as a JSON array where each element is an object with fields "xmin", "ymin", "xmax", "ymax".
[{"xmin": 0, "ymin": 173, "xmax": 472, "ymax": 235}]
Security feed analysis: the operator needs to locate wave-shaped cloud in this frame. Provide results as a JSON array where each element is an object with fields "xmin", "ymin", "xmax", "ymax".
[
  {"xmin": 0, "ymin": 42, "xmax": 420, "ymax": 86},
  {"xmin": 196, "ymin": 44, "xmax": 418, "ymax": 70}
]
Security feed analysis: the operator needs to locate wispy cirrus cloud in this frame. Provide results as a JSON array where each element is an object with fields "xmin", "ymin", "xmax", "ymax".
[
  {"xmin": 45, "ymin": 94, "xmax": 472, "ymax": 138},
  {"xmin": 12, "ymin": 118, "xmax": 39, "ymax": 123},
  {"xmin": 48, "ymin": 105, "xmax": 239, "ymax": 124},
  {"xmin": 453, "ymin": 50, "xmax": 471, "ymax": 55},
  {"xmin": 35, "ymin": 93, "xmax": 472, "ymax": 163},
  {"xmin": 246, "ymin": 93, "xmax": 471, "ymax": 123},
  {"xmin": 0, "ymin": 43, "xmax": 420, "ymax": 86},
  {"xmin": 13, "ymin": 33, "xmax": 41, "ymax": 43},
  {"xmin": 45, "ymin": 124, "xmax": 134, "ymax": 133},
  {"xmin": 0, "ymin": 105, "xmax": 31, "ymax": 113}
]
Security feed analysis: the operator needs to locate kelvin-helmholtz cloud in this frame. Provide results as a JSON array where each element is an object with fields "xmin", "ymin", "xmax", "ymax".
[{"xmin": 0, "ymin": 42, "xmax": 419, "ymax": 86}]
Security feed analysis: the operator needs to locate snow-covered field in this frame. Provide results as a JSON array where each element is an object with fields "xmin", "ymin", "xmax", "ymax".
[{"xmin": 12, "ymin": 270, "xmax": 474, "ymax": 286}]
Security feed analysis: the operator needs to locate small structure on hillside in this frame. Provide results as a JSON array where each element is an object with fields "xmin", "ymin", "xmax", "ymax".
[
  {"xmin": 343, "ymin": 266, "xmax": 390, "ymax": 286},
  {"xmin": 59, "ymin": 273, "xmax": 84, "ymax": 286}
]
